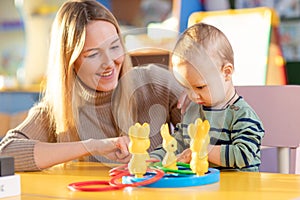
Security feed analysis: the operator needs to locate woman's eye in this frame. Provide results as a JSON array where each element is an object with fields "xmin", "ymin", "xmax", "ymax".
[
  {"xmin": 110, "ymin": 45, "xmax": 121, "ymax": 51},
  {"xmin": 111, "ymin": 45, "xmax": 119, "ymax": 49},
  {"xmin": 87, "ymin": 52, "xmax": 99, "ymax": 58}
]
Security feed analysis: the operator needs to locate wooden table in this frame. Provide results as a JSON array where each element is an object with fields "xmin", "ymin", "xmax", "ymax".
[{"xmin": 10, "ymin": 162, "xmax": 300, "ymax": 200}]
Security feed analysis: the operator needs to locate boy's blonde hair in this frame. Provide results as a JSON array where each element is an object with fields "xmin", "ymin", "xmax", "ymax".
[{"xmin": 172, "ymin": 23, "xmax": 234, "ymax": 71}]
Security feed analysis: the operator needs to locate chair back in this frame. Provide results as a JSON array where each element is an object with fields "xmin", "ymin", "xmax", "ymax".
[{"xmin": 236, "ymin": 85, "xmax": 300, "ymax": 174}]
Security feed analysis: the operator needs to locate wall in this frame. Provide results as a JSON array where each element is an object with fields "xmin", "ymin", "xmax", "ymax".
[
  {"xmin": 0, "ymin": 0, "xmax": 25, "ymax": 88},
  {"xmin": 16, "ymin": 0, "xmax": 65, "ymax": 86}
]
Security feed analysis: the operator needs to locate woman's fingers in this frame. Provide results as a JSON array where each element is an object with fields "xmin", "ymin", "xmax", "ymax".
[
  {"xmin": 116, "ymin": 136, "xmax": 130, "ymax": 155},
  {"xmin": 115, "ymin": 150, "xmax": 131, "ymax": 163},
  {"xmin": 113, "ymin": 136, "xmax": 130, "ymax": 162}
]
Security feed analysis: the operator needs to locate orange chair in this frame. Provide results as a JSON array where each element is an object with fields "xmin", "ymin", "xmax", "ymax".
[{"xmin": 236, "ymin": 85, "xmax": 300, "ymax": 174}]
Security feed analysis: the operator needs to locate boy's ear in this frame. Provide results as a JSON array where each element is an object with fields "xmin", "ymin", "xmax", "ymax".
[{"xmin": 222, "ymin": 63, "xmax": 234, "ymax": 81}]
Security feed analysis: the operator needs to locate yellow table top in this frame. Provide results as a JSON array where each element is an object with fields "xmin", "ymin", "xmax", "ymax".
[{"xmin": 12, "ymin": 162, "xmax": 300, "ymax": 200}]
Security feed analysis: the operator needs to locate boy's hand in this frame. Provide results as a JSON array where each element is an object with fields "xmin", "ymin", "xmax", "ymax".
[
  {"xmin": 177, "ymin": 148, "xmax": 192, "ymax": 163},
  {"xmin": 177, "ymin": 92, "xmax": 191, "ymax": 114}
]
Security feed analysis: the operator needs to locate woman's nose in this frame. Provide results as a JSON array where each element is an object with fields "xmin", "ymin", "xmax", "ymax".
[{"xmin": 101, "ymin": 51, "xmax": 113, "ymax": 68}]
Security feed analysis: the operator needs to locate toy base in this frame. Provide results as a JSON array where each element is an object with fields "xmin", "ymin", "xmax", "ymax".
[
  {"xmin": 0, "ymin": 174, "xmax": 21, "ymax": 198},
  {"xmin": 122, "ymin": 168, "xmax": 220, "ymax": 188}
]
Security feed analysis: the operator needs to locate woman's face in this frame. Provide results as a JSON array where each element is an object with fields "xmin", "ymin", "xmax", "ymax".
[{"xmin": 74, "ymin": 20, "xmax": 124, "ymax": 92}]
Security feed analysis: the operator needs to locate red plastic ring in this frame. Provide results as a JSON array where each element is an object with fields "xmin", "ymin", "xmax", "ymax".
[
  {"xmin": 68, "ymin": 164, "xmax": 164, "ymax": 192},
  {"xmin": 109, "ymin": 168, "xmax": 165, "ymax": 187},
  {"xmin": 109, "ymin": 164, "xmax": 128, "ymax": 176},
  {"xmin": 68, "ymin": 180, "xmax": 124, "ymax": 192}
]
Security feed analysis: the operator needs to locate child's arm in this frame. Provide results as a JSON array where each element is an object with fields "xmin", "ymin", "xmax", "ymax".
[
  {"xmin": 208, "ymin": 144, "xmax": 221, "ymax": 165},
  {"xmin": 216, "ymin": 109, "xmax": 264, "ymax": 170},
  {"xmin": 177, "ymin": 144, "xmax": 221, "ymax": 165}
]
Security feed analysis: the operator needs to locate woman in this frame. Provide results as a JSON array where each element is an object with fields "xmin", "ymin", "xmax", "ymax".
[{"xmin": 0, "ymin": 0, "xmax": 183, "ymax": 171}]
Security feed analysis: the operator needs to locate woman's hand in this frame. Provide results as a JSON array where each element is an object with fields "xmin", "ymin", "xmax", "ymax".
[
  {"xmin": 84, "ymin": 136, "xmax": 131, "ymax": 163},
  {"xmin": 176, "ymin": 148, "xmax": 192, "ymax": 163},
  {"xmin": 112, "ymin": 136, "xmax": 131, "ymax": 163}
]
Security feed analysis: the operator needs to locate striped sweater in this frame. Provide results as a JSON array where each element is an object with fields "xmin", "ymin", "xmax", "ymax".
[
  {"xmin": 150, "ymin": 96, "xmax": 265, "ymax": 172},
  {"xmin": 0, "ymin": 64, "xmax": 183, "ymax": 171}
]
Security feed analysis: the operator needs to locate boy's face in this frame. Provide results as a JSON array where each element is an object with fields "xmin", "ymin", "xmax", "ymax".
[{"xmin": 172, "ymin": 55, "xmax": 228, "ymax": 108}]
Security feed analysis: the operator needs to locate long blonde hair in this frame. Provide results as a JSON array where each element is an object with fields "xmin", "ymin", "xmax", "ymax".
[{"xmin": 42, "ymin": 0, "xmax": 132, "ymax": 140}]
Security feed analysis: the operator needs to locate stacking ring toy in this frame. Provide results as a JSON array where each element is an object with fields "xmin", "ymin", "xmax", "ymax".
[{"xmin": 122, "ymin": 166, "xmax": 220, "ymax": 188}]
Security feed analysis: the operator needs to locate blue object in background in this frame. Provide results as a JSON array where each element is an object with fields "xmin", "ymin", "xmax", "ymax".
[
  {"xmin": 0, "ymin": 92, "xmax": 40, "ymax": 114},
  {"xmin": 0, "ymin": 92, "xmax": 40, "ymax": 140},
  {"xmin": 179, "ymin": 0, "xmax": 204, "ymax": 33},
  {"xmin": 96, "ymin": 0, "xmax": 111, "ymax": 10}
]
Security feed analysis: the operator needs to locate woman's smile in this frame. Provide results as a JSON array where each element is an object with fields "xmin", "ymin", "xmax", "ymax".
[{"xmin": 97, "ymin": 68, "xmax": 114, "ymax": 79}]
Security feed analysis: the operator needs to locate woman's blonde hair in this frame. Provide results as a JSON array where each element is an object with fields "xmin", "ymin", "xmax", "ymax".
[{"xmin": 42, "ymin": 0, "xmax": 132, "ymax": 140}]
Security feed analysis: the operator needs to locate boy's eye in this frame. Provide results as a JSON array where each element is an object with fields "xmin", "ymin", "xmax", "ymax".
[{"xmin": 196, "ymin": 86, "xmax": 205, "ymax": 90}]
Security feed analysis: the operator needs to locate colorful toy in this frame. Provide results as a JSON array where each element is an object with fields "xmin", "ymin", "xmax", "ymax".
[
  {"xmin": 128, "ymin": 122, "xmax": 150, "ymax": 178},
  {"xmin": 160, "ymin": 123, "xmax": 178, "ymax": 170},
  {"xmin": 123, "ymin": 164, "xmax": 220, "ymax": 188},
  {"xmin": 188, "ymin": 118, "xmax": 210, "ymax": 176},
  {"xmin": 68, "ymin": 119, "xmax": 219, "ymax": 191}
]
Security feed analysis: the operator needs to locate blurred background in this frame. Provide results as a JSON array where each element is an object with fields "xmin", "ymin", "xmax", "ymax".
[{"xmin": 0, "ymin": 0, "xmax": 300, "ymax": 89}]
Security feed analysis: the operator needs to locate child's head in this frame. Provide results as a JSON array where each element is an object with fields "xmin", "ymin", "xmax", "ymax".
[{"xmin": 171, "ymin": 23, "xmax": 235, "ymax": 108}]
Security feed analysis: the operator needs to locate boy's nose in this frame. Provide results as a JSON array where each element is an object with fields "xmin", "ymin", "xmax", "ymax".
[{"xmin": 191, "ymin": 91, "xmax": 199, "ymax": 100}]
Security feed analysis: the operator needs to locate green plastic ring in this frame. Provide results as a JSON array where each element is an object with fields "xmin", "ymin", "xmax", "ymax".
[{"xmin": 150, "ymin": 162, "xmax": 195, "ymax": 175}]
